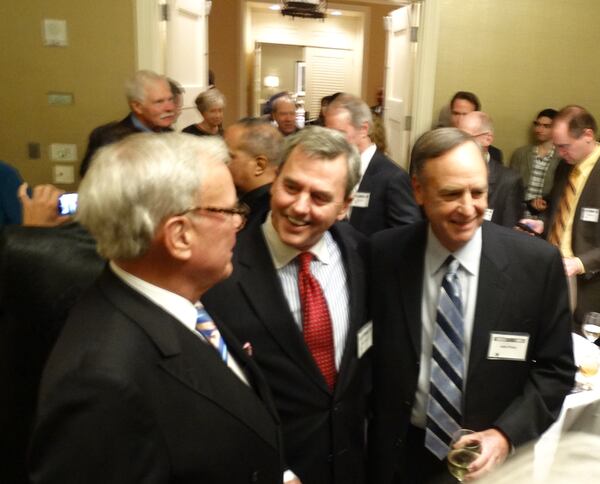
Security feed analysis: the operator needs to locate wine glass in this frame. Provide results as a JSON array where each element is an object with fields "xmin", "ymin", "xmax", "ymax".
[
  {"xmin": 582, "ymin": 312, "xmax": 600, "ymax": 343},
  {"xmin": 447, "ymin": 429, "xmax": 482, "ymax": 482}
]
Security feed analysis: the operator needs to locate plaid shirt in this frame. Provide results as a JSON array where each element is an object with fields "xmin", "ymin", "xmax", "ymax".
[{"xmin": 525, "ymin": 145, "xmax": 555, "ymax": 201}]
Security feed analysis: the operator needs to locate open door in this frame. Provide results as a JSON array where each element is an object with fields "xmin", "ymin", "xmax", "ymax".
[
  {"xmin": 383, "ymin": 1, "xmax": 440, "ymax": 170},
  {"xmin": 135, "ymin": 0, "xmax": 209, "ymax": 129},
  {"xmin": 165, "ymin": 0, "xmax": 209, "ymax": 129}
]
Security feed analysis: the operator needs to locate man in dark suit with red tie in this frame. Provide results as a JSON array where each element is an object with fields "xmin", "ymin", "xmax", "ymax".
[
  {"xmin": 29, "ymin": 133, "xmax": 283, "ymax": 483},
  {"xmin": 369, "ymin": 128, "xmax": 574, "ymax": 483},
  {"xmin": 203, "ymin": 126, "xmax": 371, "ymax": 484}
]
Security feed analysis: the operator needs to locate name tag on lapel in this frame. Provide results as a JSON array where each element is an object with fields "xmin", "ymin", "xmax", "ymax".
[
  {"xmin": 483, "ymin": 208, "xmax": 494, "ymax": 221},
  {"xmin": 487, "ymin": 332, "xmax": 529, "ymax": 361},
  {"xmin": 581, "ymin": 207, "xmax": 599, "ymax": 223},
  {"xmin": 351, "ymin": 192, "xmax": 370, "ymax": 208},
  {"xmin": 357, "ymin": 321, "xmax": 373, "ymax": 358}
]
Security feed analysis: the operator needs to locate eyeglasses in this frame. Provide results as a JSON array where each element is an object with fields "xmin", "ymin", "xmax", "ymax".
[
  {"xmin": 177, "ymin": 202, "xmax": 250, "ymax": 231},
  {"xmin": 533, "ymin": 121, "xmax": 552, "ymax": 128}
]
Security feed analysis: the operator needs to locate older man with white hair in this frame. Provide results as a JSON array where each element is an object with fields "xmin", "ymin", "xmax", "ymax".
[
  {"xmin": 79, "ymin": 70, "xmax": 177, "ymax": 177},
  {"xmin": 29, "ymin": 133, "xmax": 283, "ymax": 484}
]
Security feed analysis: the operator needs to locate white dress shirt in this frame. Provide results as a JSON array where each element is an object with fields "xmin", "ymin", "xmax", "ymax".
[
  {"xmin": 411, "ymin": 226, "xmax": 482, "ymax": 427},
  {"xmin": 261, "ymin": 213, "xmax": 350, "ymax": 369}
]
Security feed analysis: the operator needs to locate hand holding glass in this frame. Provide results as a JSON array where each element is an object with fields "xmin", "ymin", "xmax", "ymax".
[
  {"xmin": 447, "ymin": 429, "xmax": 482, "ymax": 482},
  {"xmin": 582, "ymin": 312, "xmax": 600, "ymax": 343}
]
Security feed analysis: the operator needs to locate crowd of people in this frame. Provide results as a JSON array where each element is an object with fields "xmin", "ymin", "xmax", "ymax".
[{"xmin": 1, "ymin": 69, "xmax": 598, "ymax": 484}]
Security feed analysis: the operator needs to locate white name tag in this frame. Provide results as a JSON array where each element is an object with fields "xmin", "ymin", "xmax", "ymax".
[
  {"xmin": 357, "ymin": 321, "xmax": 373, "ymax": 358},
  {"xmin": 351, "ymin": 192, "xmax": 370, "ymax": 208},
  {"xmin": 487, "ymin": 332, "xmax": 529, "ymax": 361},
  {"xmin": 581, "ymin": 207, "xmax": 599, "ymax": 223},
  {"xmin": 483, "ymin": 208, "xmax": 494, "ymax": 221}
]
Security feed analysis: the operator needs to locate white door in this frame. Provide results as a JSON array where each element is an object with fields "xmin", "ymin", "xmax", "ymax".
[
  {"xmin": 304, "ymin": 47, "xmax": 357, "ymax": 122},
  {"xmin": 165, "ymin": 0, "xmax": 209, "ymax": 129},
  {"xmin": 253, "ymin": 43, "xmax": 263, "ymax": 117},
  {"xmin": 135, "ymin": 0, "xmax": 209, "ymax": 130},
  {"xmin": 384, "ymin": 1, "xmax": 440, "ymax": 170}
]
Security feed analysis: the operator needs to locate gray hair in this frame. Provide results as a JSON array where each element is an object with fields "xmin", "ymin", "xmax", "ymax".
[
  {"xmin": 234, "ymin": 118, "xmax": 283, "ymax": 165},
  {"xmin": 464, "ymin": 111, "xmax": 494, "ymax": 134},
  {"xmin": 279, "ymin": 126, "xmax": 361, "ymax": 198},
  {"xmin": 194, "ymin": 88, "xmax": 225, "ymax": 113},
  {"xmin": 124, "ymin": 70, "xmax": 168, "ymax": 103},
  {"xmin": 77, "ymin": 132, "xmax": 229, "ymax": 260},
  {"xmin": 410, "ymin": 128, "xmax": 479, "ymax": 178},
  {"xmin": 271, "ymin": 95, "xmax": 295, "ymax": 114},
  {"xmin": 328, "ymin": 93, "xmax": 373, "ymax": 130}
]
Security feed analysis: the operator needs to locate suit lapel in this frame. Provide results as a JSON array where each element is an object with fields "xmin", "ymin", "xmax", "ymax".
[
  {"xmin": 97, "ymin": 269, "xmax": 279, "ymax": 449},
  {"xmin": 467, "ymin": 223, "xmax": 510, "ymax": 378},
  {"xmin": 330, "ymin": 224, "xmax": 365, "ymax": 397},
  {"xmin": 399, "ymin": 225, "xmax": 427, "ymax": 358},
  {"xmin": 236, "ymin": 225, "xmax": 331, "ymax": 393}
]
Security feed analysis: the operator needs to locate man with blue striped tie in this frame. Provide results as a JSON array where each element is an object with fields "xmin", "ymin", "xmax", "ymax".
[{"xmin": 368, "ymin": 128, "xmax": 575, "ymax": 483}]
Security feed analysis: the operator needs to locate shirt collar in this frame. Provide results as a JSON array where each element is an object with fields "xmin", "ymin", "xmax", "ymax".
[
  {"xmin": 130, "ymin": 113, "xmax": 154, "ymax": 132},
  {"xmin": 261, "ymin": 211, "xmax": 331, "ymax": 269},
  {"xmin": 109, "ymin": 261, "xmax": 198, "ymax": 331},
  {"xmin": 426, "ymin": 224, "xmax": 482, "ymax": 276},
  {"xmin": 360, "ymin": 143, "xmax": 377, "ymax": 177}
]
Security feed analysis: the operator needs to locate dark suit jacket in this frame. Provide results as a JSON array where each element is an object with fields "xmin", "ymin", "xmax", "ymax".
[
  {"xmin": 203, "ymin": 221, "xmax": 370, "ymax": 484},
  {"xmin": 349, "ymin": 151, "xmax": 421, "ymax": 236},
  {"xmin": 546, "ymin": 158, "xmax": 600, "ymax": 324},
  {"xmin": 0, "ymin": 223, "xmax": 105, "ymax": 484},
  {"xmin": 29, "ymin": 268, "xmax": 283, "ymax": 484},
  {"xmin": 487, "ymin": 157, "xmax": 524, "ymax": 227},
  {"xmin": 368, "ymin": 221, "xmax": 575, "ymax": 484},
  {"xmin": 241, "ymin": 183, "xmax": 272, "ymax": 227},
  {"xmin": 79, "ymin": 115, "xmax": 172, "ymax": 177}
]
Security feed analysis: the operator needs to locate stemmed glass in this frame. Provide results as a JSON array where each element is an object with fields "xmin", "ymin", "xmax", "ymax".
[
  {"xmin": 447, "ymin": 429, "xmax": 482, "ymax": 482},
  {"xmin": 582, "ymin": 312, "xmax": 600, "ymax": 343}
]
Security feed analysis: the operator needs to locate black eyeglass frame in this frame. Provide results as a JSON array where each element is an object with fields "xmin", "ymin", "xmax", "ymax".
[{"xmin": 176, "ymin": 202, "xmax": 250, "ymax": 230}]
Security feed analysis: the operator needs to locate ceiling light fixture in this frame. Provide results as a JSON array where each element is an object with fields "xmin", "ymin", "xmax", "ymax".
[{"xmin": 280, "ymin": 1, "xmax": 327, "ymax": 20}]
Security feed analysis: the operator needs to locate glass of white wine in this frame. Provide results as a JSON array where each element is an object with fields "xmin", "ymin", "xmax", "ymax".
[
  {"xmin": 582, "ymin": 312, "xmax": 600, "ymax": 343},
  {"xmin": 447, "ymin": 429, "xmax": 482, "ymax": 482}
]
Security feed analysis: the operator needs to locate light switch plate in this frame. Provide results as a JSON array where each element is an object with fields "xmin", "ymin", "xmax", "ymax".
[
  {"xmin": 50, "ymin": 143, "xmax": 77, "ymax": 161},
  {"xmin": 43, "ymin": 19, "xmax": 68, "ymax": 47},
  {"xmin": 53, "ymin": 165, "xmax": 75, "ymax": 184}
]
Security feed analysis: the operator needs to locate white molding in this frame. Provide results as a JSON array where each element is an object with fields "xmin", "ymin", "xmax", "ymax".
[{"xmin": 134, "ymin": 0, "xmax": 163, "ymax": 72}]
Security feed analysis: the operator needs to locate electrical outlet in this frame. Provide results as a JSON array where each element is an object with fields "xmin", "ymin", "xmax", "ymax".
[
  {"xmin": 53, "ymin": 165, "xmax": 75, "ymax": 184},
  {"xmin": 50, "ymin": 143, "xmax": 77, "ymax": 161}
]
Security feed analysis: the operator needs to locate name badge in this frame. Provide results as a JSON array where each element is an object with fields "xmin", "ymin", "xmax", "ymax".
[
  {"xmin": 487, "ymin": 332, "xmax": 529, "ymax": 361},
  {"xmin": 581, "ymin": 207, "xmax": 599, "ymax": 223},
  {"xmin": 357, "ymin": 321, "xmax": 373, "ymax": 358},
  {"xmin": 483, "ymin": 208, "xmax": 494, "ymax": 221},
  {"xmin": 351, "ymin": 192, "xmax": 370, "ymax": 208}
]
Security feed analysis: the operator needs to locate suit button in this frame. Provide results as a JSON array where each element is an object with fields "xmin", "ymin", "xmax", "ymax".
[
  {"xmin": 251, "ymin": 470, "xmax": 259, "ymax": 482},
  {"xmin": 394, "ymin": 438, "xmax": 402, "ymax": 448},
  {"xmin": 333, "ymin": 404, "xmax": 340, "ymax": 412},
  {"xmin": 403, "ymin": 400, "xmax": 411, "ymax": 407},
  {"xmin": 327, "ymin": 453, "xmax": 334, "ymax": 462}
]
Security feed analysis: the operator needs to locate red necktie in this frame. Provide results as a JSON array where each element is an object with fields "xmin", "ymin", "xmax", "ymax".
[{"xmin": 297, "ymin": 252, "xmax": 337, "ymax": 390}]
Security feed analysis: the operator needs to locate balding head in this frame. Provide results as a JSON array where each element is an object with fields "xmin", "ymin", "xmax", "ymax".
[{"xmin": 458, "ymin": 111, "xmax": 494, "ymax": 151}]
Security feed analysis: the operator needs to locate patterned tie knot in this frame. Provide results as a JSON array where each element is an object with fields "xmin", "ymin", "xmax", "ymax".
[
  {"xmin": 195, "ymin": 305, "xmax": 228, "ymax": 362},
  {"xmin": 298, "ymin": 252, "xmax": 313, "ymax": 273}
]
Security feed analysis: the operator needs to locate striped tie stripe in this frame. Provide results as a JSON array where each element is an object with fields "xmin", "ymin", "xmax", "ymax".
[
  {"xmin": 549, "ymin": 167, "xmax": 581, "ymax": 246},
  {"xmin": 426, "ymin": 257, "xmax": 464, "ymax": 460}
]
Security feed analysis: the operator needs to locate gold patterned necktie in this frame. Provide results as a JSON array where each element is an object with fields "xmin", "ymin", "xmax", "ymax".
[{"xmin": 549, "ymin": 166, "xmax": 581, "ymax": 247}]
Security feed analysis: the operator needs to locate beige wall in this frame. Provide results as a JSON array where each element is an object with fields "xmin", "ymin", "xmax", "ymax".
[
  {"xmin": 434, "ymin": 0, "xmax": 600, "ymax": 163},
  {"xmin": 0, "ymin": 0, "xmax": 135, "ymax": 189},
  {"xmin": 260, "ymin": 44, "xmax": 304, "ymax": 101}
]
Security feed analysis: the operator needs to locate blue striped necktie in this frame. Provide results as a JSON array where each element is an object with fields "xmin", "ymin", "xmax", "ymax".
[
  {"xmin": 425, "ymin": 256, "xmax": 464, "ymax": 459},
  {"xmin": 195, "ymin": 305, "xmax": 228, "ymax": 363}
]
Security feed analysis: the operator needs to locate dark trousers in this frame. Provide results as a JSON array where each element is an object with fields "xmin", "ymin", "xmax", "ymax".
[{"xmin": 392, "ymin": 425, "xmax": 455, "ymax": 484}]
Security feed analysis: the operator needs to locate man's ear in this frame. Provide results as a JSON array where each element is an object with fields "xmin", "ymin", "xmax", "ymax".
[
  {"xmin": 336, "ymin": 196, "xmax": 352, "ymax": 221},
  {"xmin": 162, "ymin": 216, "xmax": 194, "ymax": 261},
  {"xmin": 130, "ymin": 100, "xmax": 143, "ymax": 117},
  {"xmin": 412, "ymin": 175, "xmax": 424, "ymax": 206},
  {"xmin": 254, "ymin": 155, "xmax": 269, "ymax": 176}
]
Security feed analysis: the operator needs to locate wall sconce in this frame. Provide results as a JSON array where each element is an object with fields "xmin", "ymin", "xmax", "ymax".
[{"xmin": 264, "ymin": 75, "xmax": 280, "ymax": 88}]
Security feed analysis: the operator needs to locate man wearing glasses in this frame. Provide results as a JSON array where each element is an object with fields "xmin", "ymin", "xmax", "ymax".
[
  {"xmin": 458, "ymin": 111, "xmax": 524, "ymax": 228},
  {"xmin": 203, "ymin": 127, "xmax": 371, "ymax": 484},
  {"xmin": 510, "ymin": 109, "xmax": 561, "ymax": 219},
  {"xmin": 29, "ymin": 133, "xmax": 283, "ymax": 483}
]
